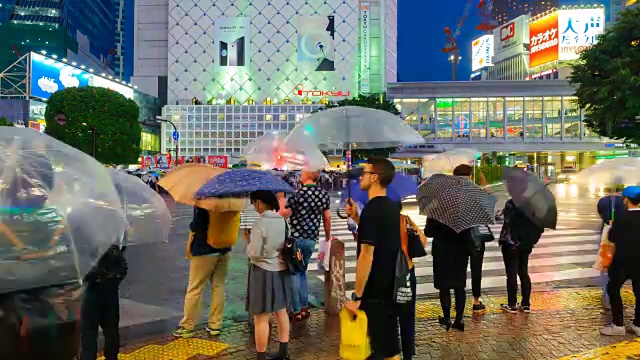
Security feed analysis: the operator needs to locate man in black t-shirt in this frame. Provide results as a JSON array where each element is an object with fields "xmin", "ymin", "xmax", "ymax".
[{"xmin": 345, "ymin": 157, "xmax": 401, "ymax": 360}]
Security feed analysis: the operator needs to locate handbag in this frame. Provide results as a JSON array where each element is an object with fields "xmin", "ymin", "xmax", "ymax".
[
  {"xmin": 401, "ymin": 215, "xmax": 427, "ymax": 259},
  {"xmin": 467, "ymin": 224, "xmax": 494, "ymax": 256}
]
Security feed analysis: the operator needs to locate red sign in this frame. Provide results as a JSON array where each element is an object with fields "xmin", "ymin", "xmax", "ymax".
[
  {"xmin": 207, "ymin": 155, "xmax": 229, "ymax": 168},
  {"xmin": 529, "ymin": 12, "xmax": 559, "ymax": 68},
  {"xmin": 500, "ymin": 22, "xmax": 515, "ymax": 41},
  {"xmin": 292, "ymin": 84, "xmax": 350, "ymax": 97}
]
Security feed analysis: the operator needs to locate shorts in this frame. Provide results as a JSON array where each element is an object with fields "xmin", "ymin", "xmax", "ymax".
[{"xmin": 361, "ymin": 299, "xmax": 400, "ymax": 359}]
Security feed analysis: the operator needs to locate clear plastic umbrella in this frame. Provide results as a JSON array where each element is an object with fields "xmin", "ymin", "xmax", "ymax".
[
  {"xmin": 573, "ymin": 158, "xmax": 640, "ymax": 187},
  {"xmin": 0, "ymin": 128, "xmax": 129, "ymax": 293},
  {"xmin": 108, "ymin": 169, "xmax": 172, "ymax": 245},
  {"xmin": 245, "ymin": 133, "xmax": 329, "ymax": 171},
  {"xmin": 423, "ymin": 148, "xmax": 481, "ymax": 175},
  {"xmin": 285, "ymin": 106, "xmax": 425, "ymax": 150}
]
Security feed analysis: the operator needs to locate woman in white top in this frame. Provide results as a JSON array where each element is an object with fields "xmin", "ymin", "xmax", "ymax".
[{"xmin": 244, "ymin": 190, "xmax": 292, "ymax": 360}]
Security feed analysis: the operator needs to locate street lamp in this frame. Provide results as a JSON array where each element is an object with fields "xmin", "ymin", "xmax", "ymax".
[
  {"xmin": 56, "ymin": 114, "xmax": 97, "ymax": 158},
  {"xmin": 156, "ymin": 116, "xmax": 179, "ymax": 167}
]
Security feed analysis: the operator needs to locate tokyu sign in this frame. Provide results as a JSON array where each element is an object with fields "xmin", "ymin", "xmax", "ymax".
[
  {"xmin": 360, "ymin": 3, "xmax": 371, "ymax": 93},
  {"xmin": 292, "ymin": 84, "xmax": 351, "ymax": 97}
]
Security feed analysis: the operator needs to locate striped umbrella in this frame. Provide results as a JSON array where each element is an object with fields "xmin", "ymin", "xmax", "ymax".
[{"xmin": 417, "ymin": 174, "xmax": 496, "ymax": 233}]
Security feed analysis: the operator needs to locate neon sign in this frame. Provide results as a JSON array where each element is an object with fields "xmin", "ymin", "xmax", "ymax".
[{"xmin": 292, "ymin": 84, "xmax": 351, "ymax": 97}]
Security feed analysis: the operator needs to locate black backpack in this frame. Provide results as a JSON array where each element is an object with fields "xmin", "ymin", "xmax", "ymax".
[{"xmin": 281, "ymin": 220, "xmax": 306, "ymax": 274}]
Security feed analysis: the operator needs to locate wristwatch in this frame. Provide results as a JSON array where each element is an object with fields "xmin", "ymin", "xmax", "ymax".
[{"xmin": 351, "ymin": 292, "xmax": 363, "ymax": 301}]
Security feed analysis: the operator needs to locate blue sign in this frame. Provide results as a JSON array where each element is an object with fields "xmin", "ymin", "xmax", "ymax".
[
  {"xmin": 172, "ymin": 131, "xmax": 179, "ymax": 141},
  {"xmin": 30, "ymin": 54, "xmax": 91, "ymax": 100}
]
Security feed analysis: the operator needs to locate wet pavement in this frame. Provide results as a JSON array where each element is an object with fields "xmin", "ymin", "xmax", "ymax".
[
  {"xmin": 115, "ymin": 183, "xmax": 604, "ymax": 343},
  {"xmin": 105, "ymin": 287, "xmax": 640, "ymax": 360}
]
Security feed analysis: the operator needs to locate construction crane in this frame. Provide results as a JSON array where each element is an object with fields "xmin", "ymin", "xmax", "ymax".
[
  {"xmin": 103, "ymin": 48, "xmax": 115, "ymax": 70},
  {"xmin": 475, "ymin": 0, "xmax": 499, "ymax": 31},
  {"xmin": 442, "ymin": 0, "xmax": 474, "ymax": 80},
  {"xmin": 442, "ymin": 0, "xmax": 498, "ymax": 80}
]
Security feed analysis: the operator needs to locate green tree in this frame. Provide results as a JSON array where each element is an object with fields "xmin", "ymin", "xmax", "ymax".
[
  {"xmin": 45, "ymin": 86, "xmax": 142, "ymax": 164},
  {"xmin": 569, "ymin": 7, "xmax": 640, "ymax": 143},
  {"xmin": 0, "ymin": 116, "xmax": 14, "ymax": 126},
  {"xmin": 317, "ymin": 93, "xmax": 401, "ymax": 160}
]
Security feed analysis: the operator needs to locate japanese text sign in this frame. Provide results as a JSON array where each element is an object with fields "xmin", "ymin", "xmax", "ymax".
[
  {"xmin": 557, "ymin": 8, "xmax": 605, "ymax": 61},
  {"xmin": 529, "ymin": 12, "xmax": 559, "ymax": 68}
]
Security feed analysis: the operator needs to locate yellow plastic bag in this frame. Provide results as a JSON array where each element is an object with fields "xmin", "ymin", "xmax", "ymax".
[{"xmin": 339, "ymin": 309, "xmax": 371, "ymax": 360}]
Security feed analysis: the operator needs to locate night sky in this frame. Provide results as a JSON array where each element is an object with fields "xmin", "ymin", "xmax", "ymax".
[{"xmin": 397, "ymin": 0, "xmax": 608, "ymax": 82}]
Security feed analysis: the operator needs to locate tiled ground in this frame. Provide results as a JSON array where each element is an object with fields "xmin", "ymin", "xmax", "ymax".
[{"xmin": 104, "ymin": 287, "xmax": 640, "ymax": 360}]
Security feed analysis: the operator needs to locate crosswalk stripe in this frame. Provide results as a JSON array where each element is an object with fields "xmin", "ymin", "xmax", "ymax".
[
  {"xmin": 309, "ymin": 234, "xmax": 600, "ymax": 253},
  {"xmin": 340, "ymin": 255, "xmax": 597, "ymax": 282},
  {"xmin": 238, "ymin": 206, "xmax": 602, "ymax": 296},
  {"xmin": 308, "ymin": 243, "xmax": 598, "ymax": 271}
]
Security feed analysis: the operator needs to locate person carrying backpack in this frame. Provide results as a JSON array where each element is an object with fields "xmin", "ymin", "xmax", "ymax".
[
  {"xmin": 499, "ymin": 199, "xmax": 544, "ymax": 313},
  {"xmin": 79, "ymin": 240, "xmax": 127, "ymax": 360},
  {"xmin": 173, "ymin": 207, "xmax": 241, "ymax": 338}
]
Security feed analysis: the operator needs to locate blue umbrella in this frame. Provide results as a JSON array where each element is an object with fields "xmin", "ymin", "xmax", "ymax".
[
  {"xmin": 340, "ymin": 172, "xmax": 418, "ymax": 205},
  {"xmin": 196, "ymin": 169, "xmax": 295, "ymax": 198}
]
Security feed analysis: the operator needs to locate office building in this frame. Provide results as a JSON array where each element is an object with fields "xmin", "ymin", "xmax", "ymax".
[
  {"xmin": 493, "ymin": 0, "xmax": 558, "ymax": 24},
  {"xmin": 0, "ymin": 0, "xmax": 118, "ymax": 74},
  {"xmin": 114, "ymin": 0, "xmax": 135, "ymax": 81},
  {"xmin": 160, "ymin": 0, "xmax": 398, "ymax": 160}
]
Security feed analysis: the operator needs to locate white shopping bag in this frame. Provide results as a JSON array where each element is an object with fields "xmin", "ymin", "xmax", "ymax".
[{"xmin": 317, "ymin": 239, "xmax": 332, "ymax": 271}]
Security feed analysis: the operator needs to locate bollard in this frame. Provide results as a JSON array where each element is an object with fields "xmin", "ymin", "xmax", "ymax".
[{"xmin": 324, "ymin": 239, "xmax": 346, "ymax": 315}]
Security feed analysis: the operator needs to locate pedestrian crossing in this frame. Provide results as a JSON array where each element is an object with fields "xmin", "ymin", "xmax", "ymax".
[{"xmin": 239, "ymin": 206, "xmax": 603, "ymax": 297}]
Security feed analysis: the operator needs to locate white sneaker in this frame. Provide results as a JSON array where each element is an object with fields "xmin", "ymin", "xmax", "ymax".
[
  {"xmin": 600, "ymin": 324, "xmax": 626, "ymax": 336},
  {"xmin": 630, "ymin": 324, "xmax": 640, "ymax": 336}
]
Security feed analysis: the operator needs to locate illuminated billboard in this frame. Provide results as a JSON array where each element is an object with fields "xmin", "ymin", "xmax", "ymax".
[
  {"xmin": 493, "ymin": 15, "xmax": 529, "ymax": 63},
  {"xmin": 529, "ymin": 12, "xmax": 559, "ymax": 68},
  {"xmin": 471, "ymin": 35, "xmax": 494, "ymax": 71},
  {"xmin": 30, "ymin": 53, "xmax": 134, "ymax": 100},
  {"xmin": 557, "ymin": 8, "xmax": 605, "ymax": 61},
  {"xmin": 213, "ymin": 17, "xmax": 251, "ymax": 70}
]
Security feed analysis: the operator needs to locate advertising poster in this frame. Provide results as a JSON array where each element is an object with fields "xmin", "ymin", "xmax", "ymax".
[
  {"xmin": 558, "ymin": 8, "xmax": 605, "ymax": 61},
  {"xmin": 207, "ymin": 155, "xmax": 229, "ymax": 168},
  {"xmin": 360, "ymin": 3, "xmax": 371, "ymax": 93},
  {"xmin": 213, "ymin": 17, "xmax": 251, "ymax": 70},
  {"xmin": 471, "ymin": 35, "xmax": 494, "ymax": 71},
  {"xmin": 298, "ymin": 16, "xmax": 336, "ymax": 72},
  {"xmin": 31, "ymin": 53, "xmax": 90, "ymax": 100},
  {"xmin": 156, "ymin": 154, "xmax": 170, "ymax": 170},
  {"xmin": 141, "ymin": 156, "xmax": 155, "ymax": 169},
  {"xmin": 529, "ymin": 12, "xmax": 559, "ymax": 68}
]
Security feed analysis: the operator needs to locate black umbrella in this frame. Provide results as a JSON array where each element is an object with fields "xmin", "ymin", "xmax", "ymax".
[
  {"xmin": 502, "ymin": 167, "xmax": 557, "ymax": 230},
  {"xmin": 417, "ymin": 174, "xmax": 496, "ymax": 233}
]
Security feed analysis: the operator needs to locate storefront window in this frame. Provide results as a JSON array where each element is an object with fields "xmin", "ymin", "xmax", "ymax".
[
  {"xmin": 544, "ymin": 96, "xmax": 562, "ymax": 138},
  {"xmin": 563, "ymin": 96, "xmax": 581, "ymax": 139},
  {"xmin": 525, "ymin": 97, "xmax": 543, "ymax": 140},
  {"xmin": 487, "ymin": 97, "xmax": 504, "ymax": 138},
  {"xmin": 506, "ymin": 97, "xmax": 524, "ymax": 139},
  {"xmin": 418, "ymin": 98, "xmax": 436, "ymax": 139},
  {"xmin": 436, "ymin": 98, "xmax": 454, "ymax": 139},
  {"xmin": 454, "ymin": 98, "xmax": 470, "ymax": 139},
  {"xmin": 140, "ymin": 132, "xmax": 160, "ymax": 154},
  {"xmin": 470, "ymin": 97, "xmax": 488, "ymax": 138},
  {"xmin": 402, "ymin": 99, "xmax": 420, "ymax": 131}
]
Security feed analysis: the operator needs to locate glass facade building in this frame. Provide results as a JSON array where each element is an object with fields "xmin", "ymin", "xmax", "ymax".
[
  {"xmin": 161, "ymin": 105, "xmax": 335, "ymax": 158},
  {"xmin": 492, "ymin": 0, "xmax": 558, "ymax": 25},
  {"xmin": 387, "ymin": 80, "xmax": 602, "ymax": 146},
  {"xmin": 0, "ymin": 0, "xmax": 116, "ymax": 73}
]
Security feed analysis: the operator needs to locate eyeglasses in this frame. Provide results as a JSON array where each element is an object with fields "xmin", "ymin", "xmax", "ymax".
[{"xmin": 359, "ymin": 171, "xmax": 378, "ymax": 178}]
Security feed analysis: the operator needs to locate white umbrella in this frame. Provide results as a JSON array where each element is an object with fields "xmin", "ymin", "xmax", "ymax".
[
  {"xmin": 0, "ymin": 128, "xmax": 128, "ymax": 293},
  {"xmin": 285, "ymin": 106, "xmax": 425, "ymax": 150},
  {"xmin": 245, "ymin": 133, "xmax": 329, "ymax": 171},
  {"xmin": 423, "ymin": 148, "xmax": 481, "ymax": 175},
  {"xmin": 573, "ymin": 157, "xmax": 640, "ymax": 187}
]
